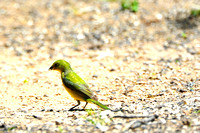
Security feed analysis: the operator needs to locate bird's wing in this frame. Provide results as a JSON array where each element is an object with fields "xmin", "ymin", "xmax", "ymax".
[{"xmin": 62, "ymin": 71, "xmax": 93, "ymax": 98}]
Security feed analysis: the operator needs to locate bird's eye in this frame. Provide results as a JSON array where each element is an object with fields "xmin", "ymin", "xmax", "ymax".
[{"xmin": 54, "ymin": 63, "xmax": 59, "ymax": 67}]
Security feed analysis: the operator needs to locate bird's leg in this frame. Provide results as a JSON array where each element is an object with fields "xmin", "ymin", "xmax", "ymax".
[
  {"xmin": 83, "ymin": 102, "xmax": 88, "ymax": 109},
  {"xmin": 69, "ymin": 100, "xmax": 80, "ymax": 111}
]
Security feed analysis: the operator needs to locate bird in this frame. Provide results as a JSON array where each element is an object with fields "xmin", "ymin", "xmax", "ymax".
[{"xmin": 49, "ymin": 59, "xmax": 110, "ymax": 111}]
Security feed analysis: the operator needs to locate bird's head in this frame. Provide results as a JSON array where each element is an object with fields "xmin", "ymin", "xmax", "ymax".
[{"xmin": 49, "ymin": 60, "xmax": 72, "ymax": 72}]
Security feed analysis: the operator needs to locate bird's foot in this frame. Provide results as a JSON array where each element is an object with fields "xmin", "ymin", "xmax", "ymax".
[{"xmin": 68, "ymin": 108, "xmax": 85, "ymax": 111}]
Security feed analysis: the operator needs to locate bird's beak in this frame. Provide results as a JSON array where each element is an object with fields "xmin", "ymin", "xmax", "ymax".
[{"xmin": 49, "ymin": 66, "xmax": 53, "ymax": 70}]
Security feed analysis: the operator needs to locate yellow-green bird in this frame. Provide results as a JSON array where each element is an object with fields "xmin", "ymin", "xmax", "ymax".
[{"xmin": 49, "ymin": 60, "xmax": 110, "ymax": 111}]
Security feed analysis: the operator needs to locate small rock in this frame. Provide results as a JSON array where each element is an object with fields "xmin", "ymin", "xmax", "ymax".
[
  {"xmin": 92, "ymin": 75, "xmax": 98, "ymax": 78},
  {"xmin": 33, "ymin": 115, "xmax": 42, "ymax": 120},
  {"xmin": 55, "ymin": 120, "xmax": 63, "ymax": 125},
  {"xmin": 178, "ymin": 89, "xmax": 187, "ymax": 93},
  {"xmin": 0, "ymin": 121, "xmax": 5, "ymax": 128},
  {"xmin": 177, "ymin": 100, "xmax": 187, "ymax": 106},
  {"xmin": 48, "ymin": 109, "xmax": 54, "ymax": 112},
  {"xmin": 43, "ymin": 94, "xmax": 48, "ymax": 97},
  {"xmin": 110, "ymin": 68, "xmax": 115, "ymax": 72}
]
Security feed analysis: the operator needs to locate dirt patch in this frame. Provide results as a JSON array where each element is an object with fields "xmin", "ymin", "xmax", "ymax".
[{"xmin": 0, "ymin": 0, "xmax": 200, "ymax": 132}]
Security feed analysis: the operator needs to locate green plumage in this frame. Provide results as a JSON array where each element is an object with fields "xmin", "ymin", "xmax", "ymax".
[{"xmin": 49, "ymin": 60, "xmax": 110, "ymax": 111}]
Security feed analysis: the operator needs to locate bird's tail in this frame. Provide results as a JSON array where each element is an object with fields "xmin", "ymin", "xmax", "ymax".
[{"xmin": 86, "ymin": 99, "xmax": 110, "ymax": 110}]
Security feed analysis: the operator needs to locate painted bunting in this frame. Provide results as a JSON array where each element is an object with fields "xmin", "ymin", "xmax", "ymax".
[{"xmin": 49, "ymin": 60, "xmax": 110, "ymax": 111}]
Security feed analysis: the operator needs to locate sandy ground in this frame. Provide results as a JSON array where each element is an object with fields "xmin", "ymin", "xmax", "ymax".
[{"xmin": 0, "ymin": 0, "xmax": 200, "ymax": 132}]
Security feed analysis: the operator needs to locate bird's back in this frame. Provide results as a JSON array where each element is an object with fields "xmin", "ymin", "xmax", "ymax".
[{"xmin": 61, "ymin": 71, "xmax": 94, "ymax": 101}]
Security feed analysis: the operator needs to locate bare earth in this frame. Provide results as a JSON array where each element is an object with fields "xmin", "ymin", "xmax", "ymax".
[{"xmin": 0, "ymin": 0, "xmax": 200, "ymax": 132}]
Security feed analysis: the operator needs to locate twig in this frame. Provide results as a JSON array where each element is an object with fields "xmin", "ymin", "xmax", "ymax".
[
  {"xmin": 113, "ymin": 115, "xmax": 154, "ymax": 119},
  {"xmin": 122, "ymin": 114, "xmax": 159, "ymax": 131}
]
